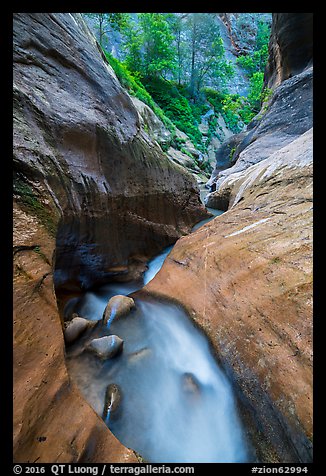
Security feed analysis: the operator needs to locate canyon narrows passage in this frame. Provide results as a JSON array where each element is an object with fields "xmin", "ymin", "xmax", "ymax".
[
  {"xmin": 13, "ymin": 12, "xmax": 312, "ymax": 464},
  {"xmin": 63, "ymin": 195, "xmax": 250, "ymax": 463}
]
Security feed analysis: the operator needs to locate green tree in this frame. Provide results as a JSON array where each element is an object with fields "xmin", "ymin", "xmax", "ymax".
[
  {"xmin": 247, "ymin": 72, "xmax": 265, "ymax": 111},
  {"xmin": 168, "ymin": 13, "xmax": 188, "ymax": 85},
  {"xmin": 83, "ymin": 13, "xmax": 128, "ymax": 47},
  {"xmin": 236, "ymin": 18, "xmax": 271, "ymax": 77},
  {"xmin": 123, "ymin": 17, "xmax": 143, "ymax": 74}
]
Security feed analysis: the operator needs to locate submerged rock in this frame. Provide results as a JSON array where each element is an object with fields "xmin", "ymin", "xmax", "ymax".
[
  {"xmin": 148, "ymin": 128, "xmax": 313, "ymax": 463},
  {"xmin": 103, "ymin": 384, "xmax": 122, "ymax": 418},
  {"xmin": 64, "ymin": 317, "xmax": 95, "ymax": 344},
  {"xmin": 13, "ymin": 10, "xmax": 206, "ymax": 464},
  {"xmin": 102, "ymin": 295, "xmax": 135, "ymax": 326},
  {"xmin": 86, "ymin": 335, "xmax": 123, "ymax": 360},
  {"xmin": 13, "ymin": 209, "xmax": 137, "ymax": 464}
]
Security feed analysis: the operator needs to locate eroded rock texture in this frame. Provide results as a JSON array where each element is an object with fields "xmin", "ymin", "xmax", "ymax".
[
  {"xmin": 13, "ymin": 13, "xmax": 207, "ymax": 295},
  {"xmin": 206, "ymin": 13, "xmax": 313, "ymax": 209},
  {"xmin": 145, "ymin": 13, "xmax": 313, "ymax": 462},
  {"xmin": 13, "ymin": 12, "xmax": 206, "ymax": 463}
]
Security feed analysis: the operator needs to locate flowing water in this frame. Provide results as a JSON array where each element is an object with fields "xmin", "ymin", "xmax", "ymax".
[{"xmin": 65, "ymin": 187, "xmax": 251, "ymax": 462}]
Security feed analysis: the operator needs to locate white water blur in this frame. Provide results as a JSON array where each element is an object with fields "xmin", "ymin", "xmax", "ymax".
[{"xmin": 67, "ymin": 297, "xmax": 250, "ymax": 463}]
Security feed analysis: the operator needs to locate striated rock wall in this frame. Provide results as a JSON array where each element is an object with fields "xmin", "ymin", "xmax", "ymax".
[
  {"xmin": 206, "ymin": 13, "xmax": 313, "ymax": 209},
  {"xmin": 13, "ymin": 203, "xmax": 138, "ymax": 462},
  {"xmin": 206, "ymin": 65, "xmax": 312, "ymax": 209},
  {"xmin": 218, "ymin": 13, "xmax": 272, "ymax": 56},
  {"xmin": 264, "ymin": 13, "xmax": 313, "ymax": 90},
  {"xmin": 13, "ymin": 12, "xmax": 207, "ymax": 463}
]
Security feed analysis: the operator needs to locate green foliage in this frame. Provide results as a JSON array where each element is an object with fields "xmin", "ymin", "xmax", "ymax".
[
  {"xmin": 229, "ymin": 146, "xmax": 236, "ymax": 162},
  {"xmin": 261, "ymin": 86, "xmax": 273, "ymax": 104},
  {"xmin": 83, "ymin": 13, "xmax": 129, "ymax": 47},
  {"xmin": 189, "ymin": 100, "xmax": 210, "ymax": 123},
  {"xmin": 107, "ymin": 13, "xmax": 129, "ymax": 31},
  {"xmin": 172, "ymin": 136, "xmax": 187, "ymax": 150},
  {"xmin": 88, "ymin": 13, "xmax": 273, "ymax": 153},
  {"xmin": 185, "ymin": 13, "xmax": 233, "ymax": 98},
  {"xmin": 255, "ymin": 20, "xmax": 271, "ymax": 51},
  {"xmin": 236, "ymin": 45, "xmax": 269, "ymax": 76},
  {"xmin": 235, "ymin": 16, "xmax": 271, "ymax": 74},
  {"xmin": 227, "ymin": 18, "xmax": 272, "ymax": 130},
  {"xmin": 202, "ymin": 87, "xmax": 226, "ymax": 113},
  {"xmin": 140, "ymin": 13, "xmax": 177, "ymax": 77}
]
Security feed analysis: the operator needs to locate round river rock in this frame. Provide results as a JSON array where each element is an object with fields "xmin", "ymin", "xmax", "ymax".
[{"xmin": 86, "ymin": 335, "xmax": 124, "ymax": 359}]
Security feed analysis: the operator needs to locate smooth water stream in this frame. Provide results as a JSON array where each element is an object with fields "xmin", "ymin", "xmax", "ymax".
[
  {"xmin": 67, "ymin": 298, "xmax": 249, "ymax": 462},
  {"xmin": 65, "ymin": 187, "xmax": 251, "ymax": 462}
]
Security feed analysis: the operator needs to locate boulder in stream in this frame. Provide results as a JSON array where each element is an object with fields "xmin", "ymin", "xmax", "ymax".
[
  {"xmin": 64, "ymin": 316, "xmax": 95, "ymax": 345},
  {"xmin": 86, "ymin": 335, "xmax": 124, "ymax": 360},
  {"xmin": 102, "ymin": 295, "xmax": 135, "ymax": 326},
  {"xmin": 103, "ymin": 383, "xmax": 122, "ymax": 418}
]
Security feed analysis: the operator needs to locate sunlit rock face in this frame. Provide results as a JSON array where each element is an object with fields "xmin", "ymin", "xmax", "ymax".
[
  {"xmin": 13, "ymin": 13, "xmax": 207, "ymax": 295},
  {"xmin": 147, "ymin": 13, "xmax": 313, "ymax": 462}
]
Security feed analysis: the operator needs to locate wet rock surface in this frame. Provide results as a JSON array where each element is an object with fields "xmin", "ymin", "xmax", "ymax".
[
  {"xmin": 13, "ymin": 203, "xmax": 137, "ymax": 463},
  {"xmin": 208, "ymin": 65, "xmax": 312, "ymax": 201},
  {"xmin": 103, "ymin": 384, "xmax": 122, "ymax": 417},
  {"xmin": 146, "ymin": 129, "xmax": 313, "ymax": 462},
  {"xmin": 64, "ymin": 316, "xmax": 95, "ymax": 344},
  {"xmin": 12, "ymin": 12, "xmax": 206, "ymax": 463},
  {"xmin": 182, "ymin": 372, "xmax": 201, "ymax": 398}
]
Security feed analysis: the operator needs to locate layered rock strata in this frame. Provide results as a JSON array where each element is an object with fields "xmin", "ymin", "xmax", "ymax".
[
  {"xmin": 264, "ymin": 13, "xmax": 313, "ymax": 90},
  {"xmin": 206, "ymin": 65, "xmax": 312, "ymax": 209}
]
